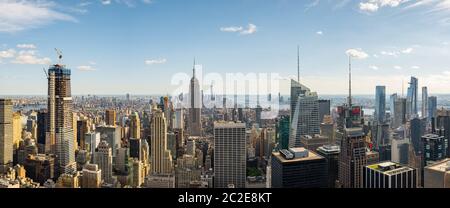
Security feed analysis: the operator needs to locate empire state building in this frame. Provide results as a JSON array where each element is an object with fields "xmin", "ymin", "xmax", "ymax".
[{"xmin": 188, "ymin": 61, "xmax": 202, "ymax": 136}]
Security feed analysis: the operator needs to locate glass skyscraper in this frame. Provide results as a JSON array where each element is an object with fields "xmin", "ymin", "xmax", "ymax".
[
  {"xmin": 407, "ymin": 76, "xmax": 418, "ymax": 118},
  {"xmin": 375, "ymin": 86, "xmax": 386, "ymax": 122}
]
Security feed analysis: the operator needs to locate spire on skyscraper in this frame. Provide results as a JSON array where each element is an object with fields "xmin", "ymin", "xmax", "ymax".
[
  {"xmin": 348, "ymin": 55, "xmax": 352, "ymax": 107},
  {"xmin": 297, "ymin": 45, "xmax": 300, "ymax": 83},
  {"xmin": 193, "ymin": 58, "xmax": 196, "ymax": 78}
]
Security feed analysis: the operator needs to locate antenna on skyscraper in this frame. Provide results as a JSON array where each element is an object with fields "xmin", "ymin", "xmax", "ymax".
[
  {"xmin": 297, "ymin": 45, "xmax": 300, "ymax": 83},
  {"xmin": 55, "ymin": 48, "xmax": 63, "ymax": 64},
  {"xmin": 348, "ymin": 55, "xmax": 352, "ymax": 107},
  {"xmin": 193, "ymin": 58, "xmax": 196, "ymax": 78}
]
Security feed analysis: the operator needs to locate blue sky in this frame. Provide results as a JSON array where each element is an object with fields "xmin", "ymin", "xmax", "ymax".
[{"xmin": 1, "ymin": 0, "xmax": 450, "ymax": 95}]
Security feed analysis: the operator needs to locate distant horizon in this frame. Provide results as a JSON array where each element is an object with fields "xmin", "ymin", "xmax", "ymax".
[{"xmin": 2, "ymin": 93, "xmax": 449, "ymax": 97}]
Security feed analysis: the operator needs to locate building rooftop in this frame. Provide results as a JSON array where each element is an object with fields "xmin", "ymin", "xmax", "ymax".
[
  {"xmin": 345, "ymin": 127, "xmax": 364, "ymax": 137},
  {"xmin": 366, "ymin": 162, "xmax": 414, "ymax": 175},
  {"xmin": 214, "ymin": 121, "xmax": 246, "ymax": 128},
  {"xmin": 273, "ymin": 148, "xmax": 323, "ymax": 163},
  {"xmin": 422, "ymin": 134, "xmax": 444, "ymax": 140},
  {"xmin": 424, "ymin": 158, "xmax": 450, "ymax": 172},
  {"xmin": 317, "ymin": 145, "xmax": 340, "ymax": 154}
]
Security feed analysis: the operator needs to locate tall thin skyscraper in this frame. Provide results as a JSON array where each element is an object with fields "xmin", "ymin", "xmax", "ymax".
[
  {"xmin": 375, "ymin": 86, "xmax": 386, "ymax": 122},
  {"xmin": 150, "ymin": 106, "xmax": 173, "ymax": 175},
  {"xmin": 422, "ymin": 86, "xmax": 428, "ymax": 118},
  {"xmin": 0, "ymin": 99, "xmax": 13, "ymax": 173},
  {"xmin": 390, "ymin": 93, "xmax": 397, "ymax": 126},
  {"xmin": 46, "ymin": 63, "xmax": 76, "ymax": 175},
  {"xmin": 214, "ymin": 122, "xmax": 246, "ymax": 188},
  {"xmin": 428, "ymin": 96, "xmax": 437, "ymax": 122},
  {"xmin": 129, "ymin": 112, "xmax": 141, "ymax": 139},
  {"xmin": 407, "ymin": 76, "xmax": 418, "ymax": 118},
  {"xmin": 189, "ymin": 60, "xmax": 202, "ymax": 136},
  {"xmin": 289, "ymin": 85, "xmax": 320, "ymax": 147},
  {"xmin": 290, "ymin": 50, "xmax": 319, "ymax": 147}
]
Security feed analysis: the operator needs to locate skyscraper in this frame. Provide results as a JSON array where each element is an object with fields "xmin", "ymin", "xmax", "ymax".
[
  {"xmin": 363, "ymin": 162, "xmax": 416, "ymax": 188},
  {"xmin": 76, "ymin": 119, "xmax": 89, "ymax": 150},
  {"xmin": 129, "ymin": 137, "xmax": 142, "ymax": 160},
  {"xmin": 289, "ymin": 79, "xmax": 319, "ymax": 147},
  {"xmin": 406, "ymin": 76, "xmax": 418, "ymax": 118},
  {"xmin": 0, "ymin": 99, "xmax": 13, "ymax": 173},
  {"xmin": 189, "ymin": 61, "xmax": 202, "ymax": 136},
  {"xmin": 316, "ymin": 145, "xmax": 340, "ymax": 188},
  {"xmin": 375, "ymin": 86, "xmax": 386, "ymax": 122},
  {"xmin": 96, "ymin": 125, "xmax": 121, "ymax": 157},
  {"xmin": 271, "ymin": 148, "xmax": 327, "ymax": 188},
  {"xmin": 422, "ymin": 86, "xmax": 428, "ymax": 118},
  {"xmin": 46, "ymin": 64, "xmax": 76, "ymax": 175},
  {"xmin": 290, "ymin": 79, "xmax": 308, "ymax": 122},
  {"xmin": 94, "ymin": 140, "xmax": 113, "ymax": 183},
  {"xmin": 390, "ymin": 93, "xmax": 397, "ymax": 125},
  {"xmin": 24, "ymin": 154, "xmax": 55, "ymax": 185},
  {"xmin": 150, "ymin": 107, "xmax": 173, "ymax": 175},
  {"xmin": 393, "ymin": 98, "xmax": 407, "ymax": 129},
  {"xmin": 129, "ymin": 112, "xmax": 141, "ymax": 139},
  {"xmin": 424, "ymin": 158, "xmax": 450, "ymax": 188},
  {"xmin": 318, "ymin": 99, "xmax": 331, "ymax": 123},
  {"xmin": 82, "ymin": 163, "xmax": 102, "ymax": 188},
  {"xmin": 338, "ymin": 127, "xmax": 367, "ymax": 188},
  {"xmin": 428, "ymin": 96, "xmax": 437, "ymax": 122},
  {"xmin": 12, "ymin": 112, "xmax": 22, "ymax": 150},
  {"xmin": 214, "ymin": 122, "xmax": 246, "ymax": 188},
  {"xmin": 105, "ymin": 109, "xmax": 116, "ymax": 126},
  {"xmin": 37, "ymin": 110, "xmax": 47, "ymax": 153},
  {"xmin": 276, "ymin": 115, "xmax": 290, "ymax": 150},
  {"xmin": 422, "ymin": 134, "xmax": 447, "ymax": 166}
]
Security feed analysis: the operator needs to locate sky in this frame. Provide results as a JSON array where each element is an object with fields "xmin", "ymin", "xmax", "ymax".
[{"xmin": 1, "ymin": 0, "xmax": 450, "ymax": 96}]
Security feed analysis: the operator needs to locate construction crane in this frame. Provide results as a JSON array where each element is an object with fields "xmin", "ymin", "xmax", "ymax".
[
  {"xmin": 42, "ymin": 67, "xmax": 48, "ymax": 78},
  {"xmin": 55, "ymin": 48, "xmax": 63, "ymax": 64}
]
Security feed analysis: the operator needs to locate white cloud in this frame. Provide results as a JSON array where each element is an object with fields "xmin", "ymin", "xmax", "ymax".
[
  {"xmin": 411, "ymin": 65, "xmax": 421, "ymax": 69},
  {"xmin": 240, "ymin": 24, "xmax": 257, "ymax": 35},
  {"xmin": 0, "ymin": 0, "xmax": 76, "ymax": 33},
  {"xmin": 101, "ymin": 0, "xmax": 112, "ymax": 5},
  {"xmin": 0, "ymin": 49, "xmax": 16, "ymax": 58},
  {"xmin": 381, "ymin": 51, "xmax": 398, "ymax": 56},
  {"xmin": 17, "ymin": 44, "xmax": 36, "ymax": 49},
  {"xmin": 145, "ymin": 58, "xmax": 167, "ymax": 65},
  {"xmin": 401, "ymin": 47, "xmax": 414, "ymax": 54},
  {"xmin": 346, "ymin": 48, "xmax": 369, "ymax": 59},
  {"xmin": 394, "ymin": 65, "xmax": 403, "ymax": 70},
  {"xmin": 360, "ymin": 2, "xmax": 379, "ymax": 12},
  {"xmin": 370, "ymin": 65, "xmax": 379, "ymax": 70},
  {"xmin": 12, "ymin": 50, "xmax": 51, "ymax": 65},
  {"xmin": 379, "ymin": 47, "xmax": 415, "ymax": 57},
  {"xmin": 316, "ymin": 31, "xmax": 323, "ymax": 35},
  {"xmin": 100, "ymin": 0, "xmax": 153, "ymax": 7},
  {"xmin": 220, "ymin": 26, "xmax": 243, "ymax": 32},
  {"xmin": 77, "ymin": 65, "xmax": 96, "ymax": 71},
  {"xmin": 359, "ymin": 0, "xmax": 408, "ymax": 13},
  {"xmin": 220, "ymin": 23, "xmax": 258, "ymax": 35}
]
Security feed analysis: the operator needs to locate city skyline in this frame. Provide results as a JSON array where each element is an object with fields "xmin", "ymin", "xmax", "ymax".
[{"xmin": 1, "ymin": 0, "xmax": 450, "ymax": 95}]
